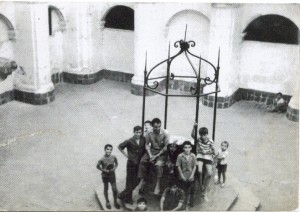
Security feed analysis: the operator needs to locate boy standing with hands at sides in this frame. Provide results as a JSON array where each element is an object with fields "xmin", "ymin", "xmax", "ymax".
[
  {"xmin": 176, "ymin": 141, "xmax": 197, "ymax": 209},
  {"xmin": 118, "ymin": 126, "xmax": 145, "ymax": 204},
  {"xmin": 96, "ymin": 144, "xmax": 120, "ymax": 209},
  {"xmin": 215, "ymin": 141, "xmax": 229, "ymax": 188},
  {"xmin": 191, "ymin": 123, "xmax": 215, "ymax": 201}
]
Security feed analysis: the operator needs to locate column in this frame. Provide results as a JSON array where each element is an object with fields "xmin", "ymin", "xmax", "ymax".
[
  {"xmin": 131, "ymin": 3, "xmax": 167, "ymax": 96},
  {"xmin": 63, "ymin": 3, "xmax": 100, "ymax": 84},
  {"xmin": 202, "ymin": 3, "xmax": 240, "ymax": 109},
  {"xmin": 14, "ymin": 2, "xmax": 55, "ymax": 105},
  {"xmin": 286, "ymin": 38, "xmax": 299, "ymax": 122}
]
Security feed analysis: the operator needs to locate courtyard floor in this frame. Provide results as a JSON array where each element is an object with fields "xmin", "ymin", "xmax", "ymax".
[{"xmin": 0, "ymin": 80, "xmax": 298, "ymax": 211}]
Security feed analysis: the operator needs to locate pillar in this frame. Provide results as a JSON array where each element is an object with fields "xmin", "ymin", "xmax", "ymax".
[
  {"xmin": 202, "ymin": 3, "xmax": 240, "ymax": 109},
  {"xmin": 286, "ymin": 36, "xmax": 299, "ymax": 122},
  {"xmin": 13, "ymin": 2, "xmax": 54, "ymax": 105},
  {"xmin": 62, "ymin": 3, "xmax": 99, "ymax": 84},
  {"xmin": 131, "ymin": 3, "xmax": 167, "ymax": 96}
]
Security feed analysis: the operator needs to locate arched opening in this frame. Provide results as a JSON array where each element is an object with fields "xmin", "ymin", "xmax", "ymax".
[
  {"xmin": 48, "ymin": 6, "xmax": 66, "ymax": 36},
  {"xmin": 165, "ymin": 10, "xmax": 210, "ymax": 82},
  {"xmin": 102, "ymin": 5, "xmax": 134, "ymax": 74},
  {"xmin": 48, "ymin": 6, "xmax": 65, "ymax": 81},
  {"xmin": 240, "ymin": 14, "xmax": 299, "ymax": 95},
  {"xmin": 104, "ymin": 5, "xmax": 134, "ymax": 30},
  {"xmin": 0, "ymin": 14, "xmax": 15, "ymax": 59},
  {"xmin": 243, "ymin": 14, "xmax": 299, "ymax": 44}
]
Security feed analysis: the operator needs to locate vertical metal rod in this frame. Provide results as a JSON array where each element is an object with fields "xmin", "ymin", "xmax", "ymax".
[
  {"xmin": 194, "ymin": 55, "xmax": 201, "ymax": 144},
  {"xmin": 184, "ymin": 24, "xmax": 187, "ymax": 41},
  {"xmin": 212, "ymin": 48, "xmax": 220, "ymax": 141},
  {"xmin": 164, "ymin": 43, "xmax": 171, "ymax": 129},
  {"xmin": 142, "ymin": 52, "xmax": 147, "ymax": 136}
]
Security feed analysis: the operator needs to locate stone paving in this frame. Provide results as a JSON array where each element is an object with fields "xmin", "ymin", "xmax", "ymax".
[{"xmin": 0, "ymin": 80, "xmax": 298, "ymax": 211}]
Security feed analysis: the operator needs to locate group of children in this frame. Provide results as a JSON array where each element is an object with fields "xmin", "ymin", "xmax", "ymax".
[{"xmin": 96, "ymin": 118, "xmax": 230, "ymax": 211}]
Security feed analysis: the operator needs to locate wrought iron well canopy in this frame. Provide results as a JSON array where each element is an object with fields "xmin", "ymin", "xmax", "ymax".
[{"xmin": 142, "ymin": 27, "xmax": 221, "ymax": 141}]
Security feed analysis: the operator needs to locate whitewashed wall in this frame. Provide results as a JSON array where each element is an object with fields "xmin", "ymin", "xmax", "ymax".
[
  {"xmin": 240, "ymin": 42, "xmax": 299, "ymax": 95},
  {"xmin": 0, "ymin": 2, "xmax": 15, "ymax": 93},
  {"xmin": 102, "ymin": 28, "xmax": 134, "ymax": 74},
  {"xmin": 49, "ymin": 8, "xmax": 63, "ymax": 74},
  {"xmin": 239, "ymin": 4, "xmax": 299, "ymax": 95}
]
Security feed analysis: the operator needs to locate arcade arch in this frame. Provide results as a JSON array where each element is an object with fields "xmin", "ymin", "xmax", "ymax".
[
  {"xmin": 243, "ymin": 14, "xmax": 298, "ymax": 44},
  {"xmin": 102, "ymin": 5, "xmax": 134, "ymax": 74},
  {"xmin": 0, "ymin": 14, "xmax": 15, "ymax": 59},
  {"xmin": 165, "ymin": 10, "xmax": 210, "ymax": 82},
  {"xmin": 48, "ymin": 6, "xmax": 66, "ymax": 77},
  {"xmin": 240, "ymin": 14, "xmax": 299, "ymax": 95}
]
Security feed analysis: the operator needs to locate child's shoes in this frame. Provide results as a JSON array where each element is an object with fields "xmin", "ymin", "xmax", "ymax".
[
  {"xmin": 114, "ymin": 201, "xmax": 120, "ymax": 209},
  {"xmin": 202, "ymin": 194, "xmax": 209, "ymax": 202},
  {"xmin": 106, "ymin": 202, "xmax": 111, "ymax": 209},
  {"xmin": 221, "ymin": 183, "xmax": 225, "ymax": 188}
]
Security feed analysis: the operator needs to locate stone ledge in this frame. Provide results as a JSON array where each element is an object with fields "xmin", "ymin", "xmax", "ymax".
[
  {"xmin": 286, "ymin": 105, "xmax": 299, "ymax": 122},
  {"xmin": 202, "ymin": 89, "xmax": 239, "ymax": 109},
  {"xmin": 202, "ymin": 88, "xmax": 293, "ymax": 110},
  {"xmin": 131, "ymin": 79, "xmax": 205, "ymax": 96},
  {"xmin": 237, "ymin": 88, "xmax": 291, "ymax": 105},
  {"xmin": 51, "ymin": 72, "xmax": 63, "ymax": 85},
  {"xmin": 0, "ymin": 90, "xmax": 14, "ymax": 105},
  {"xmin": 14, "ymin": 89, "xmax": 55, "ymax": 105},
  {"xmin": 61, "ymin": 69, "xmax": 133, "ymax": 85}
]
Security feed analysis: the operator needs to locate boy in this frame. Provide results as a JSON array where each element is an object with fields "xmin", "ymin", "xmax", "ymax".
[
  {"xmin": 160, "ymin": 182, "xmax": 185, "ymax": 211},
  {"xmin": 215, "ymin": 141, "xmax": 229, "ymax": 188},
  {"xmin": 137, "ymin": 118, "xmax": 170, "ymax": 195},
  {"xmin": 118, "ymin": 126, "xmax": 145, "ymax": 204},
  {"xmin": 191, "ymin": 123, "xmax": 215, "ymax": 201},
  {"xmin": 144, "ymin": 120, "xmax": 152, "ymax": 135},
  {"xmin": 166, "ymin": 143, "xmax": 181, "ymax": 173},
  {"xmin": 96, "ymin": 144, "xmax": 120, "ymax": 209},
  {"xmin": 176, "ymin": 141, "xmax": 197, "ymax": 208},
  {"xmin": 135, "ymin": 197, "xmax": 148, "ymax": 211},
  {"xmin": 270, "ymin": 92, "xmax": 288, "ymax": 112}
]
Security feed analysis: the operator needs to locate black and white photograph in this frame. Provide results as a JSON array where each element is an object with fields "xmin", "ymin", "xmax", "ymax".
[{"xmin": 0, "ymin": 1, "xmax": 299, "ymax": 211}]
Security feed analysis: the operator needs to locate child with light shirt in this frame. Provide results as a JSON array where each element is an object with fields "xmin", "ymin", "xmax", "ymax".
[
  {"xmin": 215, "ymin": 141, "xmax": 229, "ymax": 187},
  {"xmin": 176, "ymin": 140, "xmax": 197, "ymax": 208}
]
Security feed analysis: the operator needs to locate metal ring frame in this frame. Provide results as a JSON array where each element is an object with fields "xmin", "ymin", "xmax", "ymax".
[{"xmin": 142, "ymin": 28, "xmax": 221, "ymax": 142}]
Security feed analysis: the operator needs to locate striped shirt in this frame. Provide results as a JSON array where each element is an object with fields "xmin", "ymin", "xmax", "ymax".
[{"xmin": 196, "ymin": 138, "xmax": 215, "ymax": 161}]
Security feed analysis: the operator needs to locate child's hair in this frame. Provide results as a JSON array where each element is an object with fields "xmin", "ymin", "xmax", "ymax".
[
  {"xmin": 133, "ymin": 125, "xmax": 142, "ymax": 132},
  {"xmin": 221, "ymin": 141, "xmax": 229, "ymax": 148},
  {"xmin": 104, "ymin": 144, "xmax": 113, "ymax": 150},
  {"xmin": 182, "ymin": 140, "xmax": 192, "ymax": 148},
  {"xmin": 151, "ymin": 118, "xmax": 161, "ymax": 125},
  {"xmin": 199, "ymin": 127, "xmax": 208, "ymax": 135},
  {"xmin": 276, "ymin": 92, "xmax": 283, "ymax": 97},
  {"xmin": 137, "ymin": 197, "xmax": 147, "ymax": 204},
  {"xmin": 10, "ymin": 61, "xmax": 18, "ymax": 70},
  {"xmin": 168, "ymin": 142, "xmax": 178, "ymax": 149},
  {"xmin": 144, "ymin": 120, "xmax": 151, "ymax": 125}
]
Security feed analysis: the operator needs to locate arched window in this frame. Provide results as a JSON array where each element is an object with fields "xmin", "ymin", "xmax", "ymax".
[
  {"xmin": 243, "ymin": 14, "xmax": 298, "ymax": 44},
  {"xmin": 48, "ymin": 6, "xmax": 66, "ymax": 36},
  {"xmin": 104, "ymin": 6, "xmax": 134, "ymax": 30},
  {"xmin": 0, "ymin": 14, "xmax": 15, "ymax": 40}
]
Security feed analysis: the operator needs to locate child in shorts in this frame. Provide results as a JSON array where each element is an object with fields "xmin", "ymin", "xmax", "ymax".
[
  {"xmin": 176, "ymin": 141, "xmax": 197, "ymax": 208},
  {"xmin": 215, "ymin": 141, "xmax": 229, "ymax": 188},
  {"xmin": 96, "ymin": 144, "xmax": 120, "ymax": 209},
  {"xmin": 191, "ymin": 123, "xmax": 215, "ymax": 200}
]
